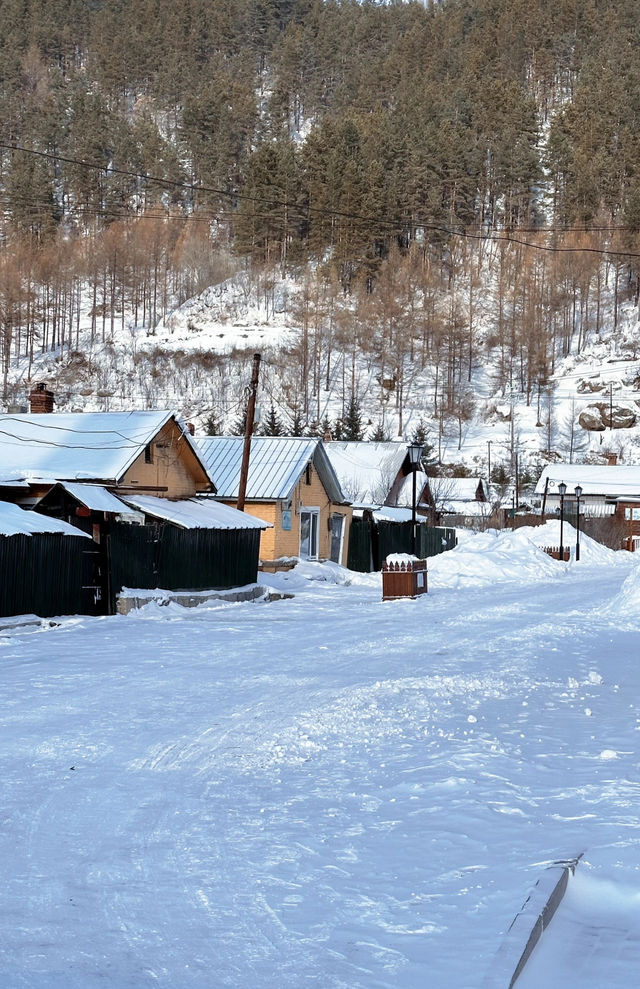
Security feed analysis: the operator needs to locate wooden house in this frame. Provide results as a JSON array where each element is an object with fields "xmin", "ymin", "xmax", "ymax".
[
  {"xmin": 197, "ymin": 436, "xmax": 352, "ymax": 568},
  {"xmin": 0, "ymin": 409, "xmax": 213, "ymax": 507},
  {"xmin": 324, "ymin": 441, "xmax": 420, "ymax": 508},
  {"xmin": 536, "ymin": 464, "xmax": 640, "ymax": 551},
  {"xmin": 0, "ymin": 409, "xmax": 270, "ymax": 612},
  {"xmin": 423, "ymin": 476, "xmax": 491, "ymax": 527}
]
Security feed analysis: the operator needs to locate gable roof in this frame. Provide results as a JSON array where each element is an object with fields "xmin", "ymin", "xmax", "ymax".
[
  {"xmin": 535, "ymin": 464, "xmax": 640, "ymax": 497},
  {"xmin": 0, "ymin": 411, "xmax": 214, "ymax": 486},
  {"xmin": 324, "ymin": 441, "xmax": 409, "ymax": 505},
  {"xmin": 196, "ymin": 436, "xmax": 347, "ymax": 504}
]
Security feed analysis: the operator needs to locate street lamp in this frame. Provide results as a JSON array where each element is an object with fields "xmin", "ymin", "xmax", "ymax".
[
  {"xmin": 407, "ymin": 441, "xmax": 423, "ymax": 556},
  {"xmin": 574, "ymin": 485, "xmax": 582, "ymax": 561},
  {"xmin": 558, "ymin": 481, "xmax": 567, "ymax": 561}
]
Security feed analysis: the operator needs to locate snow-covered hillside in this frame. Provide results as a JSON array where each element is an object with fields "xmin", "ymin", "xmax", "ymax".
[{"xmin": 6, "ymin": 258, "xmax": 640, "ymax": 483}]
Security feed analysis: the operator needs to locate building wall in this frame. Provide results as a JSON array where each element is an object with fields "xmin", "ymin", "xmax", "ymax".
[
  {"xmin": 223, "ymin": 461, "xmax": 352, "ymax": 565},
  {"xmin": 120, "ymin": 420, "xmax": 211, "ymax": 498}
]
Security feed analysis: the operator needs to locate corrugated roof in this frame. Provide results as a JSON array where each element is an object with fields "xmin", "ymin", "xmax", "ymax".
[
  {"xmin": 196, "ymin": 436, "xmax": 347, "ymax": 504},
  {"xmin": 0, "ymin": 411, "xmax": 214, "ymax": 485},
  {"xmin": 536, "ymin": 465, "xmax": 640, "ymax": 497},
  {"xmin": 122, "ymin": 494, "xmax": 270, "ymax": 530},
  {"xmin": 57, "ymin": 482, "xmax": 132, "ymax": 514},
  {"xmin": 0, "ymin": 502, "xmax": 90, "ymax": 538}
]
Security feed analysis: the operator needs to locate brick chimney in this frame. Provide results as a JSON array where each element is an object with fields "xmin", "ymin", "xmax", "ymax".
[
  {"xmin": 186, "ymin": 421, "xmax": 195, "ymax": 436},
  {"xmin": 606, "ymin": 453, "xmax": 618, "ymax": 466},
  {"xmin": 29, "ymin": 383, "xmax": 55, "ymax": 414}
]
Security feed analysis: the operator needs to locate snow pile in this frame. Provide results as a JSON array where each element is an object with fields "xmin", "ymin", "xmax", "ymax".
[
  {"xmin": 601, "ymin": 562, "xmax": 640, "ymax": 618},
  {"xmin": 428, "ymin": 526, "xmax": 562, "ymax": 588},
  {"xmin": 524, "ymin": 520, "xmax": 628, "ymax": 566},
  {"xmin": 259, "ymin": 558, "xmax": 379, "ymax": 593}
]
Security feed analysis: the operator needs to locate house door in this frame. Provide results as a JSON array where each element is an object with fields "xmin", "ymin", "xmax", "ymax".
[
  {"xmin": 299, "ymin": 509, "xmax": 319, "ymax": 560},
  {"xmin": 329, "ymin": 514, "xmax": 345, "ymax": 563}
]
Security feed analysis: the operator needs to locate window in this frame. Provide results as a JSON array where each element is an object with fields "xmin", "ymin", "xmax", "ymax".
[
  {"xmin": 299, "ymin": 509, "xmax": 319, "ymax": 559},
  {"xmin": 329, "ymin": 514, "xmax": 345, "ymax": 564},
  {"xmin": 144, "ymin": 443, "xmax": 153, "ymax": 464}
]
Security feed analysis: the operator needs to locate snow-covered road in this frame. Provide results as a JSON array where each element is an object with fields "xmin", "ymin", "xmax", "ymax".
[{"xmin": 1, "ymin": 542, "xmax": 640, "ymax": 988}]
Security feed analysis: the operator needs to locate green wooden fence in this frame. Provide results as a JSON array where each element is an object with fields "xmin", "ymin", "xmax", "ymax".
[{"xmin": 347, "ymin": 518, "xmax": 457, "ymax": 573}]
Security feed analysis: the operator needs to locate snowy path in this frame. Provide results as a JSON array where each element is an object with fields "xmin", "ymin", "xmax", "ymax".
[{"xmin": 0, "ymin": 562, "xmax": 639, "ymax": 988}]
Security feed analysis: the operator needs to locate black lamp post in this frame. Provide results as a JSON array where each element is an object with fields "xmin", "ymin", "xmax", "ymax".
[
  {"xmin": 574, "ymin": 484, "xmax": 582, "ymax": 561},
  {"xmin": 407, "ymin": 441, "xmax": 423, "ymax": 556},
  {"xmin": 558, "ymin": 480, "xmax": 567, "ymax": 561}
]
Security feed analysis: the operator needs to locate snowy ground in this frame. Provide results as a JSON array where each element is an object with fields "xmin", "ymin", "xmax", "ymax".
[{"xmin": 2, "ymin": 529, "xmax": 640, "ymax": 988}]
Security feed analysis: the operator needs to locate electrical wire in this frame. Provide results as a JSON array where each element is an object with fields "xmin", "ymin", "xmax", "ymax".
[{"xmin": 4, "ymin": 142, "xmax": 640, "ymax": 258}]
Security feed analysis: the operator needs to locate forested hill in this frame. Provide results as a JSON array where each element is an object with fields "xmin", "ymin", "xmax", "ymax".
[
  {"xmin": 3, "ymin": 0, "xmax": 640, "ymax": 471},
  {"xmin": 3, "ymin": 0, "xmax": 640, "ymax": 250}
]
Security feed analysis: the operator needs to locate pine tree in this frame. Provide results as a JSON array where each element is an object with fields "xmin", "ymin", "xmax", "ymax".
[
  {"xmin": 342, "ymin": 393, "xmax": 364, "ymax": 441},
  {"xmin": 262, "ymin": 402, "xmax": 284, "ymax": 436},
  {"xmin": 203, "ymin": 410, "xmax": 222, "ymax": 436},
  {"xmin": 289, "ymin": 407, "xmax": 306, "ymax": 436},
  {"xmin": 371, "ymin": 421, "xmax": 389, "ymax": 441}
]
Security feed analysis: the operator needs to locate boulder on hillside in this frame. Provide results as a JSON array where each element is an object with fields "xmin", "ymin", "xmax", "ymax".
[
  {"xmin": 576, "ymin": 377, "xmax": 606, "ymax": 394},
  {"xmin": 578, "ymin": 402, "xmax": 637, "ymax": 431}
]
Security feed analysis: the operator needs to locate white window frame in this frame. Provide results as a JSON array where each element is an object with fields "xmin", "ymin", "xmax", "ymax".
[
  {"xmin": 329, "ymin": 513, "xmax": 346, "ymax": 564},
  {"xmin": 299, "ymin": 507, "xmax": 320, "ymax": 560}
]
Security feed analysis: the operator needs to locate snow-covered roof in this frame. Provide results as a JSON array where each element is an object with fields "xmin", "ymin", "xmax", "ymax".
[
  {"xmin": 395, "ymin": 470, "xmax": 430, "ymax": 508},
  {"xmin": 440, "ymin": 499, "xmax": 491, "ymax": 517},
  {"xmin": 535, "ymin": 464, "xmax": 640, "ymax": 497},
  {"xmin": 196, "ymin": 436, "xmax": 347, "ymax": 504},
  {"xmin": 122, "ymin": 494, "xmax": 270, "ymax": 530},
  {"xmin": 0, "ymin": 502, "xmax": 90, "ymax": 538},
  {"xmin": 0, "ymin": 411, "xmax": 211, "ymax": 484},
  {"xmin": 54, "ymin": 482, "xmax": 132, "ymax": 514},
  {"xmin": 371, "ymin": 506, "xmax": 414, "ymax": 523},
  {"xmin": 324, "ymin": 441, "xmax": 408, "ymax": 504}
]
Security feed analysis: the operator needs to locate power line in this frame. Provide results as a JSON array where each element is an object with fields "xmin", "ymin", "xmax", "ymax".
[{"xmin": 4, "ymin": 142, "xmax": 640, "ymax": 258}]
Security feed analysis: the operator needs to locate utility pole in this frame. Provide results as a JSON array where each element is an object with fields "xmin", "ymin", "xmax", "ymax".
[
  {"xmin": 487, "ymin": 440, "xmax": 492, "ymax": 484},
  {"xmin": 515, "ymin": 451, "xmax": 519, "ymax": 513},
  {"xmin": 236, "ymin": 353, "xmax": 261, "ymax": 512},
  {"xmin": 609, "ymin": 381, "xmax": 613, "ymax": 430}
]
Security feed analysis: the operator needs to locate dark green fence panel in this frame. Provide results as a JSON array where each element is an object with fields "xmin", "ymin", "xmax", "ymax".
[
  {"xmin": 376, "ymin": 521, "xmax": 413, "ymax": 565},
  {"xmin": 108, "ymin": 522, "xmax": 261, "ymax": 599},
  {"xmin": 346, "ymin": 516, "xmax": 373, "ymax": 572},
  {"xmin": 108, "ymin": 523, "xmax": 158, "ymax": 598},
  {"xmin": 0, "ymin": 533, "xmax": 88, "ymax": 618},
  {"xmin": 347, "ymin": 519, "xmax": 457, "ymax": 572},
  {"xmin": 157, "ymin": 527, "xmax": 261, "ymax": 591},
  {"xmin": 417, "ymin": 525, "xmax": 457, "ymax": 558}
]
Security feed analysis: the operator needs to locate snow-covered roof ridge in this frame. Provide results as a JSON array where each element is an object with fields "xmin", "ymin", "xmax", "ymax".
[
  {"xmin": 196, "ymin": 435, "xmax": 348, "ymax": 504},
  {"xmin": 535, "ymin": 464, "xmax": 640, "ymax": 496},
  {"xmin": 0, "ymin": 410, "xmax": 212, "ymax": 485}
]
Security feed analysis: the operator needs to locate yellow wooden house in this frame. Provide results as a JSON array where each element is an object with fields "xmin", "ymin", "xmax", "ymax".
[{"xmin": 197, "ymin": 436, "xmax": 352, "ymax": 567}]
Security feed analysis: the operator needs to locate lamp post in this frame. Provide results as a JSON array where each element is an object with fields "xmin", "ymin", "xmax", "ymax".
[
  {"xmin": 558, "ymin": 480, "xmax": 567, "ymax": 561},
  {"xmin": 574, "ymin": 485, "xmax": 582, "ymax": 561},
  {"xmin": 407, "ymin": 441, "xmax": 423, "ymax": 556}
]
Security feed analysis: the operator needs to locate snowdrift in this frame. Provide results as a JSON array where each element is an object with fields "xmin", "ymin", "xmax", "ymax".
[{"xmin": 429, "ymin": 521, "xmax": 629, "ymax": 590}]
